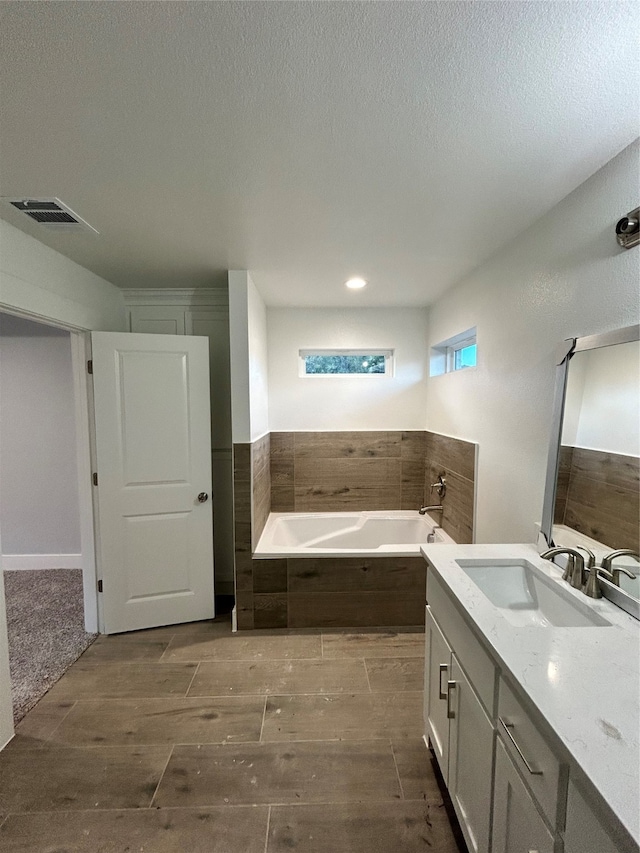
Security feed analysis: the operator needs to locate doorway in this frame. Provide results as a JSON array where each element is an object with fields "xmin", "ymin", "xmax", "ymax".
[{"xmin": 0, "ymin": 312, "xmax": 96, "ymax": 722}]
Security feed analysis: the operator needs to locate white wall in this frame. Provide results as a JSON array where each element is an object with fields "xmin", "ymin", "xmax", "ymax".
[
  {"xmin": 0, "ymin": 220, "xmax": 125, "ymax": 332},
  {"xmin": 228, "ymin": 270, "xmax": 269, "ymax": 442},
  {"xmin": 565, "ymin": 342, "xmax": 639, "ymax": 456},
  {"xmin": 268, "ymin": 308, "xmax": 429, "ymax": 430},
  {"xmin": 426, "ymin": 139, "xmax": 640, "ymax": 543},
  {"xmin": 0, "ymin": 223, "xmax": 125, "ymax": 747},
  {"xmin": 0, "ymin": 313, "xmax": 81, "ymax": 559}
]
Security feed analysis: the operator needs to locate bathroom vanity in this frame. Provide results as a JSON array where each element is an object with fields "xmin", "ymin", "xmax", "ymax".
[{"xmin": 421, "ymin": 543, "xmax": 639, "ymax": 853}]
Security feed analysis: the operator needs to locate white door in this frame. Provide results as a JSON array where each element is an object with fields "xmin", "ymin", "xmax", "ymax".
[{"xmin": 91, "ymin": 332, "xmax": 214, "ymax": 634}]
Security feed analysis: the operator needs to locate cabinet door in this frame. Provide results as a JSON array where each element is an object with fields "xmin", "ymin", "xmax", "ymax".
[
  {"xmin": 448, "ymin": 656, "xmax": 495, "ymax": 853},
  {"xmin": 492, "ymin": 737, "xmax": 554, "ymax": 853},
  {"xmin": 128, "ymin": 306, "xmax": 186, "ymax": 335},
  {"xmin": 424, "ymin": 607, "xmax": 452, "ymax": 782},
  {"xmin": 564, "ymin": 780, "xmax": 629, "ymax": 853}
]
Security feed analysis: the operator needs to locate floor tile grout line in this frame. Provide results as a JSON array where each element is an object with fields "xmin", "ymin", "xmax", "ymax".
[
  {"xmin": 26, "ymin": 699, "xmax": 79, "ymax": 743},
  {"xmin": 183, "ymin": 662, "xmax": 201, "ymax": 697},
  {"xmin": 148, "ymin": 745, "xmax": 175, "ymax": 809},
  {"xmin": 363, "ymin": 658, "xmax": 373, "ymax": 693},
  {"xmin": 259, "ymin": 695, "xmax": 268, "ymax": 742},
  {"xmin": 0, "ymin": 797, "xmax": 445, "ymax": 819},
  {"xmin": 389, "ymin": 739, "xmax": 406, "ymax": 800},
  {"xmin": 263, "ymin": 805, "xmax": 272, "ymax": 853}
]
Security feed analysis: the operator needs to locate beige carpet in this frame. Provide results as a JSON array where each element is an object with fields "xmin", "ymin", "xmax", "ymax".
[{"xmin": 4, "ymin": 569, "xmax": 97, "ymax": 723}]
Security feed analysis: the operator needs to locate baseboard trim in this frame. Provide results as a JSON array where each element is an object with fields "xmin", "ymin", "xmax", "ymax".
[{"xmin": 1, "ymin": 554, "xmax": 83, "ymax": 571}]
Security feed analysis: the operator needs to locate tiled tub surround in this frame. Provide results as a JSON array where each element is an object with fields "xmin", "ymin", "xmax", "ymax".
[
  {"xmin": 271, "ymin": 431, "xmax": 476, "ymax": 542},
  {"xmin": 233, "ymin": 430, "xmax": 476, "ymax": 629},
  {"xmin": 555, "ymin": 445, "xmax": 640, "ymax": 552}
]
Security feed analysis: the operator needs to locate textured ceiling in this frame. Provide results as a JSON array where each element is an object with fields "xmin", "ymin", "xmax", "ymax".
[{"xmin": 0, "ymin": 1, "xmax": 638, "ymax": 306}]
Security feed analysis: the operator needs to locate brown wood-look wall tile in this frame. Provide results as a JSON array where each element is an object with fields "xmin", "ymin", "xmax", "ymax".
[
  {"xmin": 254, "ymin": 594, "xmax": 288, "ymax": 629},
  {"xmin": 233, "ymin": 444, "xmax": 251, "ymax": 480},
  {"xmin": 294, "ymin": 485, "xmax": 402, "ymax": 512},
  {"xmin": 570, "ymin": 447, "xmax": 640, "ymax": 492},
  {"xmin": 271, "ymin": 432, "xmax": 295, "ymax": 455},
  {"xmin": 565, "ymin": 472, "xmax": 639, "ymax": 552},
  {"xmin": 401, "ymin": 459, "xmax": 424, "ymax": 487},
  {"xmin": 271, "ymin": 486, "xmax": 295, "ymax": 512},
  {"xmin": 287, "ymin": 557, "xmax": 425, "ymax": 594},
  {"xmin": 252, "ymin": 435, "xmax": 271, "ymax": 547},
  {"xmin": 235, "ymin": 592, "xmax": 255, "ymax": 630},
  {"xmin": 426, "ymin": 431, "xmax": 476, "ymax": 483},
  {"xmin": 253, "ymin": 559, "xmax": 288, "ymax": 594},
  {"xmin": 434, "ymin": 468, "xmax": 474, "ymax": 545},
  {"xmin": 294, "ymin": 457, "xmax": 401, "ymax": 488},
  {"xmin": 233, "ymin": 479, "xmax": 251, "ymax": 514},
  {"xmin": 288, "ymin": 592, "xmax": 424, "ymax": 628},
  {"xmin": 400, "ymin": 485, "xmax": 425, "ymax": 511},
  {"xmin": 234, "ymin": 521, "xmax": 252, "ymax": 552},
  {"xmin": 271, "ymin": 457, "xmax": 294, "ymax": 487},
  {"xmin": 235, "ymin": 554, "xmax": 254, "ymax": 592},
  {"xmin": 293, "ymin": 432, "xmax": 401, "ymax": 459},
  {"xmin": 400, "ymin": 431, "xmax": 426, "ymax": 460}
]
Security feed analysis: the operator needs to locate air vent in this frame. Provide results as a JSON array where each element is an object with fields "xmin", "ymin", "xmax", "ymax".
[{"xmin": 2, "ymin": 198, "xmax": 98, "ymax": 233}]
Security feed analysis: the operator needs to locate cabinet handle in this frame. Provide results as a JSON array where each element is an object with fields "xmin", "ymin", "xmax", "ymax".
[
  {"xmin": 446, "ymin": 680, "xmax": 456, "ymax": 719},
  {"xmin": 438, "ymin": 664, "xmax": 448, "ymax": 700},
  {"xmin": 499, "ymin": 717, "xmax": 543, "ymax": 776}
]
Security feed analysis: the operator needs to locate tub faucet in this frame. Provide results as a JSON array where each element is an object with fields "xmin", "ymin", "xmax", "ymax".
[
  {"xmin": 540, "ymin": 547, "xmax": 585, "ymax": 589},
  {"xmin": 419, "ymin": 504, "xmax": 444, "ymax": 518}
]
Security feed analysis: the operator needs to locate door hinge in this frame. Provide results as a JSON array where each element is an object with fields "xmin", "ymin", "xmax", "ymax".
[
  {"xmin": 92, "ymin": 472, "xmax": 98, "ymax": 486},
  {"xmin": 87, "ymin": 360, "xmax": 93, "ymax": 374},
  {"xmin": 97, "ymin": 579, "xmax": 103, "ymax": 593}
]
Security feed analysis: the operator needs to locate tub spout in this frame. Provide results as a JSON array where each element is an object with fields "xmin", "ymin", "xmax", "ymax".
[{"xmin": 419, "ymin": 505, "xmax": 443, "ymax": 517}]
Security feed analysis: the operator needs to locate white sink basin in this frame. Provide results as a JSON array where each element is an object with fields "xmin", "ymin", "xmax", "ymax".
[{"xmin": 455, "ymin": 559, "xmax": 611, "ymax": 628}]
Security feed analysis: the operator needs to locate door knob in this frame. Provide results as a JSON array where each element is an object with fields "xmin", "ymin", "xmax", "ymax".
[{"xmin": 197, "ymin": 492, "xmax": 208, "ymax": 503}]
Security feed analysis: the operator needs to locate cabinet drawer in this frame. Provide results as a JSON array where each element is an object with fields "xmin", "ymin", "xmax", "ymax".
[
  {"xmin": 427, "ymin": 569, "xmax": 496, "ymax": 714},
  {"xmin": 498, "ymin": 677, "xmax": 561, "ymax": 827}
]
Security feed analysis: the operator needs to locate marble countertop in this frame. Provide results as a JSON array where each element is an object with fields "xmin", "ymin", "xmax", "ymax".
[{"xmin": 420, "ymin": 542, "xmax": 640, "ymax": 847}]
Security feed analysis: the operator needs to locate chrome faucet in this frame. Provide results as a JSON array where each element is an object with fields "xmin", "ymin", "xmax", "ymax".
[
  {"xmin": 419, "ymin": 504, "xmax": 444, "ymax": 518},
  {"xmin": 540, "ymin": 547, "xmax": 585, "ymax": 589},
  {"xmin": 601, "ymin": 549, "xmax": 639, "ymax": 587}
]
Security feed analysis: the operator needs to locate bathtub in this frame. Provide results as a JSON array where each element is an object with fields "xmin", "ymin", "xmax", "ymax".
[{"xmin": 254, "ymin": 510, "xmax": 454, "ymax": 558}]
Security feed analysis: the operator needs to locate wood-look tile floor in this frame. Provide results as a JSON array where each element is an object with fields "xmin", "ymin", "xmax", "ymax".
[{"xmin": 0, "ymin": 615, "xmax": 466, "ymax": 852}]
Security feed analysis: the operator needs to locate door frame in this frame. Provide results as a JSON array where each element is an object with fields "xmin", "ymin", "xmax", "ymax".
[{"xmin": 0, "ymin": 306, "xmax": 99, "ymax": 633}]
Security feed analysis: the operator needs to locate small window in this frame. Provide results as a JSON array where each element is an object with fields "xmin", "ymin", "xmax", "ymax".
[
  {"xmin": 299, "ymin": 349, "xmax": 394, "ymax": 376},
  {"xmin": 430, "ymin": 328, "xmax": 477, "ymax": 377},
  {"xmin": 450, "ymin": 339, "xmax": 477, "ymax": 372}
]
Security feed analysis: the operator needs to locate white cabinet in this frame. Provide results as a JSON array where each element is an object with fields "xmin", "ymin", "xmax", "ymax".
[
  {"xmin": 424, "ymin": 606, "xmax": 452, "ymax": 778},
  {"xmin": 564, "ymin": 781, "xmax": 633, "ymax": 853},
  {"xmin": 423, "ymin": 558, "xmax": 637, "ymax": 853},
  {"xmin": 424, "ymin": 603, "xmax": 495, "ymax": 853},
  {"xmin": 492, "ymin": 737, "xmax": 554, "ymax": 853},
  {"xmin": 448, "ymin": 656, "xmax": 495, "ymax": 853}
]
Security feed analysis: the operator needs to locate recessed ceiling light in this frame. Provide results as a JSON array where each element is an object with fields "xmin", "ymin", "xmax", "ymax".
[{"xmin": 345, "ymin": 277, "xmax": 367, "ymax": 289}]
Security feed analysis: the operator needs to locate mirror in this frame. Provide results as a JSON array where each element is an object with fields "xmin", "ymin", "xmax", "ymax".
[{"xmin": 541, "ymin": 324, "xmax": 640, "ymax": 615}]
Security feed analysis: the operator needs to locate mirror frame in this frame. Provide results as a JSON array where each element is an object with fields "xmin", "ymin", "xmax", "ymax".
[{"xmin": 540, "ymin": 323, "xmax": 640, "ymax": 617}]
